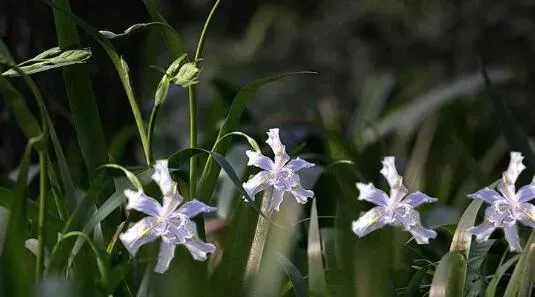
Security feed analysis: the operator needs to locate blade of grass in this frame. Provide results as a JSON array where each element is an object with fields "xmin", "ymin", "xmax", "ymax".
[
  {"xmin": 307, "ymin": 198, "xmax": 328, "ymax": 297},
  {"xmin": 485, "ymin": 254, "xmax": 520, "ymax": 297},
  {"xmin": 429, "ymin": 251, "xmax": 467, "ymax": 297},
  {"xmin": 277, "ymin": 253, "xmax": 309, "ymax": 297},
  {"xmin": 51, "ymin": 0, "xmax": 109, "ymax": 176},
  {"xmin": 36, "ymin": 151, "xmax": 48, "ymax": 280}
]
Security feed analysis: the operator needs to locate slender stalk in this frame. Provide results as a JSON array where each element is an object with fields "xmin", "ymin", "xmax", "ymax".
[
  {"xmin": 188, "ymin": 0, "xmax": 221, "ymax": 199},
  {"xmin": 36, "ymin": 151, "xmax": 47, "ymax": 280}
]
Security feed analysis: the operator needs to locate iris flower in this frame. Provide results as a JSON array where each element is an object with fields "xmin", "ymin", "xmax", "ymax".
[
  {"xmin": 468, "ymin": 152, "xmax": 535, "ymax": 251},
  {"xmin": 119, "ymin": 160, "xmax": 217, "ymax": 273},
  {"xmin": 352, "ymin": 157, "xmax": 437, "ymax": 244},
  {"xmin": 243, "ymin": 128, "xmax": 315, "ymax": 213}
]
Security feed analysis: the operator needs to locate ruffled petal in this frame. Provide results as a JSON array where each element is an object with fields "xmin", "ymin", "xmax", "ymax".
[
  {"xmin": 183, "ymin": 238, "xmax": 216, "ymax": 261},
  {"xmin": 154, "ymin": 240, "xmax": 176, "ymax": 274},
  {"xmin": 284, "ymin": 157, "xmax": 315, "ymax": 172},
  {"xmin": 119, "ymin": 217, "xmax": 161, "ymax": 255},
  {"xmin": 497, "ymin": 181, "xmax": 516, "ymax": 202},
  {"xmin": 390, "ymin": 183, "xmax": 408, "ymax": 205},
  {"xmin": 468, "ymin": 221, "xmax": 496, "ymax": 242},
  {"xmin": 243, "ymin": 171, "xmax": 272, "ymax": 201},
  {"xmin": 268, "ymin": 189, "xmax": 285, "ymax": 213},
  {"xmin": 402, "ymin": 191, "xmax": 437, "ymax": 208},
  {"xmin": 503, "ymin": 152, "xmax": 526, "ymax": 184},
  {"xmin": 245, "ymin": 150, "xmax": 274, "ymax": 171},
  {"xmin": 467, "ymin": 187, "xmax": 503, "ymax": 204},
  {"xmin": 266, "ymin": 128, "xmax": 290, "ymax": 168},
  {"xmin": 351, "ymin": 206, "xmax": 387, "ymax": 237},
  {"xmin": 290, "ymin": 185, "xmax": 314, "ymax": 204},
  {"xmin": 380, "ymin": 156, "xmax": 402, "ymax": 189},
  {"xmin": 503, "ymin": 225, "xmax": 522, "ymax": 252},
  {"xmin": 152, "ymin": 160, "xmax": 178, "ymax": 197},
  {"xmin": 393, "ymin": 205, "xmax": 420, "ymax": 229},
  {"xmin": 356, "ymin": 182, "xmax": 388, "ymax": 206},
  {"xmin": 517, "ymin": 184, "xmax": 535, "ymax": 203},
  {"xmin": 407, "ymin": 224, "xmax": 437, "ymax": 244},
  {"xmin": 177, "ymin": 200, "xmax": 217, "ymax": 218},
  {"xmin": 518, "ymin": 202, "xmax": 535, "ymax": 228},
  {"xmin": 124, "ymin": 189, "xmax": 162, "ymax": 217}
]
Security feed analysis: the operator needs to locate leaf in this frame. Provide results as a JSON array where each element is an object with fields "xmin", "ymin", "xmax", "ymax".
[
  {"xmin": 196, "ymin": 72, "xmax": 316, "ymax": 203},
  {"xmin": 361, "ymin": 69, "xmax": 513, "ymax": 146},
  {"xmin": 307, "ymin": 198, "xmax": 329, "ymax": 297},
  {"xmin": 277, "ymin": 253, "xmax": 309, "ymax": 297},
  {"xmin": 517, "ymin": 242, "xmax": 535, "ymax": 297},
  {"xmin": 142, "ymin": 0, "xmax": 186, "ymax": 59},
  {"xmin": 406, "ymin": 265, "xmax": 432, "ymax": 297},
  {"xmin": 449, "ymin": 200, "xmax": 484, "ymax": 257},
  {"xmin": 2, "ymin": 47, "xmax": 91, "ymax": 76},
  {"xmin": 429, "ymin": 251, "xmax": 468, "ymax": 297},
  {"xmin": 98, "ymin": 22, "xmax": 180, "ymax": 40},
  {"xmin": 465, "ymin": 240, "xmax": 495, "ymax": 297},
  {"xmin": 0, "ymin": 138, "xmax": 39, "ymax": 297},
  {"xmin": 0, "ymin": 39, "xmax": 15, "ymax": 64},
  {"xmin": 485, "ymin": 254, "xmax": 520, "ymax": 297},
  {"xmin": 99, "ymin": 164, "xmax": 144, "ymax": 191}
]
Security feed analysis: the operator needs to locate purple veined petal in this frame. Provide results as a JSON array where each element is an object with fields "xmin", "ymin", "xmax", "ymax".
[
  {"xmin": 266, "ymin": 128, "xmax": 290, "ymax": 168},
  {"xmin": 161, "ymin": 193, "xmax": 183, "ymax": 216},
  {"xmin": 467, "ymin": 187, "xmax": 503, "ymax": 204},
  {"xmin": 154, "ymin": 240, "xmax": 176, "ymax": 273},
  {"xmin": 407, "ymin": 224, "xmax": 437, "ymax": 245},
  {"xmin": 503, "ymin": 224, "xmax": 522, "ymax": 252},
  {"xmin": 243, "ymin": 171, "xmax": 272, "ymax": 201},
  {"xmin": 390, "ymin": 183, "xmax": 409, "ymax": 205},
  {"xmin": 497, "ymin": 181, "xmax": 516, "ymax": 202},
  {"xmin": 518, "ymin": 202, "xmax": 535, "ymax": 228},
  {"xmin": 245, "ymin": 150, "xmax": 274, "ymax": 171},
  {"xmin": 183, "ymin": 238, "xmax": 216, "ymax": 261},
  {"xmin": 290, "ymin": 185, "xmax": 314, "ymax": 204},
  {"xmin": 119, "ymin": 217, "xmax": 161, "ymax": 255},
  {"xmin": 124, "ymin": 189, "xmax": 162, "ymax": 217},
  {"xmin": 351, "ymin": 206, "xmax": 387, "ymax": 238},
  {"xmin": 152, "ymin": 160, "xmax": 181, "ymax": 198},
  {"xmin": 284, "ymin": 157, "xmax": 315, "ymax": 172},
  {"xmin": 517, "ymin": 184, "xmax": 535, "ymax": 203},
  {"xmin": 379, "ymin": 156, "xmax": 402, "ymax": 189},
  {"xmin": 177, "ymin": 200, "xmax": 217, "ymax": 218},
  {"xmin": 356, "ymin": 182, "xmax": 388, "ymax": 206},
  {"xmin": 268, "ymin": 189, "xmax": 285, "ymax": 213},
  {"xmin": 485, "ymin": 202, "xmax": 515, "ymax": 226},
  {"xmin": 402, "ymin": 191, "xmax": 438, "ymax": 208},
  {"xmin": 503, "ymin": 152, "xmax": 526, "ymax": 184},
  {"xmin": 393, "ymin": 205, "xmax": 420, "ymax": 229},
  {"xmin": 468, "ymin": 221, "xmax": 496, "ymax": 243}
]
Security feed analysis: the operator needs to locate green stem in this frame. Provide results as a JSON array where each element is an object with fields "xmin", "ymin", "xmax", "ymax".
[
  {"xmin": 147, "ymin": 104, "xmax": 160, "ymax": 163},
  {"xmin": 188, "ymin": 0, "xmax": 221, "ymax": 199},
  {"xmin": 36, "ymin": 151, "xmax": 47, "ymax": 280}
]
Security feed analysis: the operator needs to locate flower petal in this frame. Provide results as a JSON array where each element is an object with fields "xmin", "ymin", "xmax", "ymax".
[
  {"xmin": 290, "ymin": 185, "xmax": 314, "ymax": 204},
  {"xmin": 351, "ymin": 206, "xmax": 387, "ymax": 237},
  {"xmin": 468, "ymin": 221, "xmax": 495, "ymax": 242},
  {"xmin": 467, "ymin": 187, "xmax": 503, "ymax": 204},
  {"xmin": 497, "ymin": 181, "xmax": 516, "ymax": 202},
  {"xmin": 124, "ymin": 189, "xmax": 162, "ymax": 217},
  {"xmin": 154, "ymin": 240, "xmax": 176, "ymax": 274},
  {"xmin": 379, "ymin": 156, "xmax": 402, "ymax": 189},
  {"xmin": 503, "ymin": 152, "xmax": 526, "ymax": 184},
  {"xmin": 152, "ymin": 159, "xmax": 178, "ymax": 197},
  {"xmin": 407, "ymin": 224, "xmax": 437, "ymax": 244},
  {"xmin": 243, "ymin": 171, "xmax": 272, "ymax": 201},
  {"xmin": 393, "ymin": 205, "xmax": 420, "ymax": 229},
  {"xmin": 245, "ymin": 150, "xmax": 274, "ymax": 171},
  {"xmin": 402, "ymin": 191, "xmax": 438, "ymax": 208},
  {"xmin": 183, "ymin": 238, "xmax": 216, "ymax": 261},
  {"xmin": 119, "ymin": 217, "xmax": 161, "ymax": 255},
  {"xmin": 503, "ymin": 225, "xmax": 522, "ymax": 252},
  {"xmin": 518, "ymin": 202, "xmax": 535, "ymax": 228},
  {"xmin": 266, "ymin": 128, "xmax": 290, "ymax": 168},
  {"xmin": 356, "ymin": 182, "xmax": 388, "ymax": 206},
  {"xmin": 517, "ymin": 184, "xmax": 535, "ymax": 203},
  {"xmin": 177, "ymin": 200, "xmax": 217, "ymax": 218},
  {"xmin": 268, "ymin": 189, "xmax": 285, "ymax": 213},
  {"xmin": 284, "ymin": 157, "xmax": 315, "ymax": 172}
]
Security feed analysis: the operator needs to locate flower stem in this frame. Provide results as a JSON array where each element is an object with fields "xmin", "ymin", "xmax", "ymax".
[
  {"xmin": 189, "ymin": 0, "xmax": 221, "ymax": 200},
  {"xmin": 36, "ymin": 151, "xmax": 47, "ymax": 280}
]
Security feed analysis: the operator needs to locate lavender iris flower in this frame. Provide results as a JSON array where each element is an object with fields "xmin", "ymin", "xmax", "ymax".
[
  {"xmin": 242, "ymin": 128, "xmax": 315, "ymax": 213},
  {"xmin": 468, "ymin": 152, "xmax": 535, "ymax": 251},
  {"xmin": 352, "ymin": 157, "xmax": 437, "ymax": 244},
  {"xmin": 119, "ymin": 160, "xmax": 217, "ymax": 273}
]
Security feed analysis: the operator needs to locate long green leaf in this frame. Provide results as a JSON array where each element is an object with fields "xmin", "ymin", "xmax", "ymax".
[
  {"xmin": 197, "ymin": 72, "xmax": 315, "ymax": 203},
  {"xmin": 142, "ymin": 0, "xmax": 186, "ymax": 59},
  {"xmin": 277, "ymin": 253, "xmax": 309, "ymax": 297},
  {"xmin": 2, "ymin": 47, "xmax": 91, "ymax": 76},
  {"xmin": 51, "ymin": 0, "xmax": 109, "ymax": 176},
  {"xmin": 449, "ymin": 200, "xmax": 484, "ymax": 257},
  {"xmin": 307, "ymin": 198, "xmax": 329, "ymax": 297},
  {"xmin": 485, "ymin": 255, "xmax": 520, "ymax": 297},
  {"xmin": 429, "ymin": 251, "xmax": 467, "ymax": 297}
]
